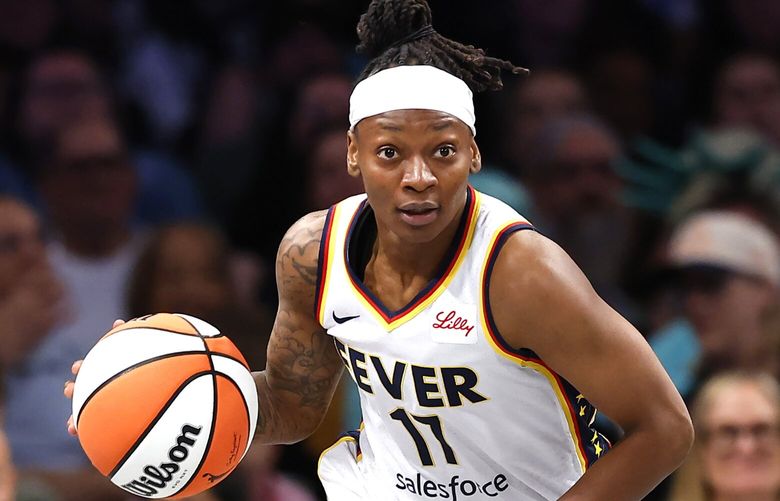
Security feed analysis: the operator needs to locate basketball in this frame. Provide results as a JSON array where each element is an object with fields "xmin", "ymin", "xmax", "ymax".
[{"xmin": 71, "ymin": 313, "xmax": 259, "ymax": 499}]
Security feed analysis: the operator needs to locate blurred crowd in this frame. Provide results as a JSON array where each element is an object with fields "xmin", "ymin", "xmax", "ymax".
[{"xmin": 0, "ymin": 0, "xmax": 778, "ymax": 500}]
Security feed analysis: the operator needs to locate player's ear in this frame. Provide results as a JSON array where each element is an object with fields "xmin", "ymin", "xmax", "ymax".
[
  {"xmin": 347, "ymin": 130, "xmax": 360, "ymax": 177},
  {"xmin": 470, "ymin": 139, "xmax": 482, "ymax": 174}
]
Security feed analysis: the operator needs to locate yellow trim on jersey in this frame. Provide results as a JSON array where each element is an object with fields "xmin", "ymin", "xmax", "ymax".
[
  {"xmin": 317, "ymin": 434, "xmax": 362, "ymax": 472},
  {"xmin": 478, "ymin": 223, "xmax": 588, "ymax": 474},
  {"xmin": 317, "ymin": 203, "xmax": 342, "ymax": 325},
  {"xmin": 317, "ymin": 422, "xmax": 365, "ymax": 478},
  {"xmin": 351, "ymin": 190, "xmax": 482, "ymax": 331}
]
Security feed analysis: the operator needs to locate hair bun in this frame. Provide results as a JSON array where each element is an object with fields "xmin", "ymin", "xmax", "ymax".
[{"xmin": 356, "ymin": 0, "xmax": 433, "ymax": 58}]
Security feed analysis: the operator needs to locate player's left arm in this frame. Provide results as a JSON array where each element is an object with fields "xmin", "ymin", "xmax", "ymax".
[{"xmin": 489, "ymin": 230, "xmax": 693, "ymax": 501}]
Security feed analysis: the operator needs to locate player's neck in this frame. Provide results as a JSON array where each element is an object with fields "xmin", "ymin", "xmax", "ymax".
[
  {"xmin": 364, "ymin": 243, "xmax": 445, "ymax": 312},
  {"xmin": 377, "ymin": 210, "xmax": 461, "ymax": 276}
]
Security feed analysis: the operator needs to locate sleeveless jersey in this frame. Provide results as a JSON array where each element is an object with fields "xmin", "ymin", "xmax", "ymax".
[{"xmin": 315, "ymin": 187, "xmax": 610, "ymax": 500}]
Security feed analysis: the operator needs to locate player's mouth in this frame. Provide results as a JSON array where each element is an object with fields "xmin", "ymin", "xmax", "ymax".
[{"xmin": 398, "ymin": 202, "xmax": 439, "ymax": 226}]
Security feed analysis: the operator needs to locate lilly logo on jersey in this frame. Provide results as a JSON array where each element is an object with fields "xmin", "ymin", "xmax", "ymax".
[
  {"xmin": 430, "ymin": 309, "xmax": 477, "ymax": 345},
  {"xmin": 120, "ymin": 424, "xmax": 202, "ymax": 497},
  {"xmin": 432, "ymin": 310, "xmax": 475, "ymax": 337}
]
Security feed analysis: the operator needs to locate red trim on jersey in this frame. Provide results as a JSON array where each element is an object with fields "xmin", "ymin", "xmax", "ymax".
[{"xmin": 314, "ymin": 207, "xmax": 337, "ymax": 322}]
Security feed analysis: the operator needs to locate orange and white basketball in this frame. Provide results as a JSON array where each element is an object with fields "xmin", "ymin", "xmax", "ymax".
[{"xmin": 71, "ymin": 313, "xmax": 258, "ymax": 499}]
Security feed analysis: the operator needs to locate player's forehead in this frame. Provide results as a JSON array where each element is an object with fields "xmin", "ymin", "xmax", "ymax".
[{"xmin": 357, "ymin": 109, "xmax": 471, "ymax": 136}]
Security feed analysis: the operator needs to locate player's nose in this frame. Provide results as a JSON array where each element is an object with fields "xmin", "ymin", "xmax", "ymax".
[{"xmin": 401, "ymin": 155, "xmax": 436, "ymax": 191}]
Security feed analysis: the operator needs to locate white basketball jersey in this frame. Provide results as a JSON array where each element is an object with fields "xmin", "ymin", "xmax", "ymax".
[{"xmin": 315, "ymin": 187, "xmax": 610, "ymax": 500}]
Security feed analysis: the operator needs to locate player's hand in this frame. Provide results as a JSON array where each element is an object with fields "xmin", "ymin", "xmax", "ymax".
[
  {"xmin": 64, "ymin": 359, "xmax": 82, "ymax": 436},
  {"xmin": 64, "ymin": 319, "xmax": 125, "ymax": 436}
]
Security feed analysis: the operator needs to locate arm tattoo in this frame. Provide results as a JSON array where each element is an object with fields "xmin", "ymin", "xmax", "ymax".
[
  {"xmin": 254, "ymin": 211, "xmax": 344, "ymax": 443},
  {"xmin": 267, "ymin": 313, "xmax": 342, "ymax": 408},
  {"xmin": 277, "ymin": 222, "xmax": 322, "ymax": 290}
]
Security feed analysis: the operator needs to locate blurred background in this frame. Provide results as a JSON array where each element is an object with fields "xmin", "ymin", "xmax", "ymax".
[{"xmin": 0, "ymin": 0, "xmax": 778, "ymax": 500}]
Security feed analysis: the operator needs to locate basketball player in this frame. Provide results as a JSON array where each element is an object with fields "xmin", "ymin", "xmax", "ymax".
[{"xmin": 66, "ymin": 1, "xmax": 693, "ymax": 499}]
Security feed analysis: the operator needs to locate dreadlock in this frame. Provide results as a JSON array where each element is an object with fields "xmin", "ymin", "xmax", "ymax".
[{"xmin": 356, "ymin": 0, "xmax": 528, "ymax": 93}]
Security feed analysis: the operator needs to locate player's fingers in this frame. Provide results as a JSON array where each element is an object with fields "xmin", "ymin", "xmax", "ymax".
[
  {"xmin": 67, "ymin": 415, "xmax": 77, "ymax": 436},
  {"xmin": 112, "ymin": 319, "xmax": 125, "ymax": 328},
  {"xmin": 64, "ymin": 380, "xmax": 74, "ymax": 399},
  {"xmin": 71, "ymin": 360, "xmax": 82, "ymax": 375}
]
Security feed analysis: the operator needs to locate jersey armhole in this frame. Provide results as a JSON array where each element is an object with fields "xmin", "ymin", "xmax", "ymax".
[
  {"xmin": 479, "ymin": 221, "xmax": 535, "ymax": 358},
  {"xmin": 314, "ymin": 206, "xmax": 337, "ymax": 323}
]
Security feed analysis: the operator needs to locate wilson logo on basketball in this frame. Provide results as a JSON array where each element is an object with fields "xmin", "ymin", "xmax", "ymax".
[
  {"xmin": 121, "ymin": 424, "xmax": 202, "ymax": 497},
  {"xmin": 432, "ymin": 310, "xmax": 474, "ymax": 337}
]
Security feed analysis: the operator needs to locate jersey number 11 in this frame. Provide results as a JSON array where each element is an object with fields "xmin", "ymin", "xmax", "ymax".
[{"xmin": 390, "ymin": 408, "xmax": 458, "ymax": 466}]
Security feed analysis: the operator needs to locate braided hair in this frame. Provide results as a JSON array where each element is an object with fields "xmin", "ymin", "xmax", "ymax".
[{"xmin": 356, "ymin": 0, "xmax": 528, "ymax": 93}]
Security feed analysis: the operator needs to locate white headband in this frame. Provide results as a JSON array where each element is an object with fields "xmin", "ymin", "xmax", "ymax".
[{"xmin": 349, "ymin": 65, "xmax": 476, "ymax": 136}]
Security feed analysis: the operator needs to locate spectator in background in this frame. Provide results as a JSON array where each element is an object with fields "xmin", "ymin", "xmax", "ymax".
[
  {"xmin": 287, "ymin": 74, "xmax": 352, "ymax": 154},
  {"xmin": 523, "ymin": 114, "xmax": 638, "ymax": 320},
  {"xmin": 196, "ymin": 64, "xmax": 271, "ymax": 224},
  {"xmin": 265, "ymin": 26, "xmax": 345, "ymax": 90},
  {"xmin": 304, "ymin": 127, "xmax": 364, "ymax": 211},
  {"xmin": 114, "ymin": 0, "xmax": 219, "ymax": 147},
  {"xmin": 7, "ymin": 48, "xmax": 111, "ymax": 209},
  {"xmin": 664, "ymin": 129, "xmax": 780, "ymax": 232},
  {"xmin": 288, "ymin": 73, "xmax": 355, "ymax": 211},
  {"xmin": 585, "ymin": 48, "xmax": 658, "ymax": 143},
  {"xmin": 16, "ymin": 48, "xmax": 110, "ymax": 162},
  {"xmin": 485, "ymin": 68, "xmax": 589, "ymax": 217},
  {"xmin": 125, "ymin": 223, "xmax": 272, "ymax": 370},
  {"xmin": 14, "ymin": 48, "xmax": 202, "ymax": 224},
  {"xmin": 499, "ymin": 68, "xmax": 589, "ymax": 178},
  {"xmin": 3, "ymin": 116, "xmax": 144, "ymax": 500},
  {"xmin": 0, "ymin": 196, "xmax": 63, "ymax": 377},
  {"xmin": 38, "ymin": 115, "xmax": 141, "ymax": 260},
  {"xmin": 509, "ymin": 0, "xmax": 590, "ymax": 67},
  {"xmin": 651, "ymin": 210, "xmax": 780, "ymax": 399},
  {"xmin": 0, "ymin": 196, "xmax": 55, "ymax": 501},
  {"xmin": 0, "ymin": 197, "xmax": 59, "ymax": 499},
  {"xmin": 229, "ymin": 72, "xmax": 354, "ymax": 266},
  {"xmin": 668, "ymin": 371, "xmax": 780, "ymax": 501},
  {"xmin": 712, "ymin": 53, "xmax": 780, "ymax": 146},
  {"xmin": 615, "ymin": 127, "xmax": 780, "ymax": 236}
]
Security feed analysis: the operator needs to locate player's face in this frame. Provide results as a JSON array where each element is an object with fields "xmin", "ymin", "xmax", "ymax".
[{"xmin": 347, "ymin": 110, "xmax": 480, "ymax": 244}]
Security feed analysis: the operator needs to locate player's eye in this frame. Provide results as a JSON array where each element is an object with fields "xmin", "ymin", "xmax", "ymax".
[
  {"xmin": 435, "ymin": 145, "xmax": 455, "ymax": 158},
  {"xmin": 378, "ymin": 147, "xmax": 397, "ymax": 160}
]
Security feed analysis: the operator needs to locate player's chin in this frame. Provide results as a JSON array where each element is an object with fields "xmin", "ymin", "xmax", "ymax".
[{"xmin": 393, "ymin": 219, "xmax": 446, "ymax": 244}]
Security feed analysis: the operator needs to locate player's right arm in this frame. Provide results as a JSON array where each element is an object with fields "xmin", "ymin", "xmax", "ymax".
[{"xmin": 251, "ymin": 210, "xmax": 345, "ymax": 444}]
